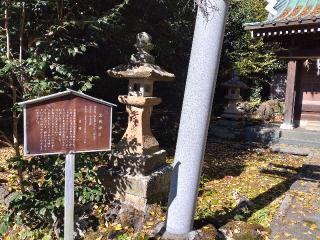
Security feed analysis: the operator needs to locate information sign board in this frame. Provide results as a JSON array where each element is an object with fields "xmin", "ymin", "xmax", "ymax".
[{"xmin": 20, "ymin": 90, "xmax": 115, "ymax": 156}]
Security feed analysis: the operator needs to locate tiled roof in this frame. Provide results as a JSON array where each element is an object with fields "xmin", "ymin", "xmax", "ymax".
[{"xmin": 244, "ymin": 0, "xmax": 320, "ymax": 30}]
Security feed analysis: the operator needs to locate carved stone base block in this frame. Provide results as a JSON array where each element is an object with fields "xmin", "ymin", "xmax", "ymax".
[
  {"xmin": 111, "ymin": 150, "xmax": 167, "ymax": 175},
  {"xmin": 120, "ymin": 165, "xmax": 172, "ymax": 211},
  {"xmin": 98, "ymin": 151, "xmax": 172, "ymax": 212},
  {"xmin": 220, "ymin": 112, "xmax": 243, "ymax": 121},
  {"xmin": 210, "ymin": 119, "xmax": 245, "ymax": 141}
]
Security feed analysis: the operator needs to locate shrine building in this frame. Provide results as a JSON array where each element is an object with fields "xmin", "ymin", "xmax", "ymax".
[{"xmin": 244, "ymin": 0, "xmax": 320, "ymax": 130}]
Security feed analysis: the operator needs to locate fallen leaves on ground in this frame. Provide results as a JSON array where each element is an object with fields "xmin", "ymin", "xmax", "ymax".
[
  {"xmin": 196, "ymin": 141, "xmax": 305, "ymax": 229},
  {"xmin": 0, "ymin": 142, "xmax": 306, "ymax": 239},
  {"xmin": 0, "ymin": 146, "xmax": 23, "ymax": 191}
]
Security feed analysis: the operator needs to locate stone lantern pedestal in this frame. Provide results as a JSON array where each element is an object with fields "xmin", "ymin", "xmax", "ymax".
[
  {"xmin": 99, "ymin": 33, "xmax": 175, "ymax": 212},
  {"xmin": 116, "ymin": 95, "xmax": 161, "ymax": 155},
  {"xmin": 211, "ymin": 72, "xmax": 248, "ymax": 141}
]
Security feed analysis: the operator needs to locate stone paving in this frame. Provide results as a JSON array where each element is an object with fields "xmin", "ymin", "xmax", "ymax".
[
  {"xmin": 271, "ymin": 143, "xmax": 311, "ymax": 156},
  {"xmin": 270, "ymin": 151, "xmax": 320, "ymax": 240}
]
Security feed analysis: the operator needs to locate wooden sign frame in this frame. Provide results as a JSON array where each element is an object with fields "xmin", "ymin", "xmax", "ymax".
[{"xmin": 19, "ymin": 89, "xmax": 116, "ymax": 156}]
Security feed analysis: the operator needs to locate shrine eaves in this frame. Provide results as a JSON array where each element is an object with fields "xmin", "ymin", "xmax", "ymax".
[{"xmin": 244, "ymin": 0, "xmax": 320, "ymax": 38}]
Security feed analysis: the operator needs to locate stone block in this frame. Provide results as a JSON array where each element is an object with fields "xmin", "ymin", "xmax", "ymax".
[
  {"xmin": 210, "ymin": 121, "xmax": 281, "ymax": 144},
  {"xmin": 111, "ymin": 150, "xmax": 167, "ymax": 175},
  {"xmin": 244, "ymin": 125, "xmax": 280, "ymax": 144},
  {"xmin": 98, "ymin": 164, "xmax": 172, "ymax": 212},
  {"xmin": 221, "ymin": 112, "xmax": 243, "ymax": 121},
  {"xmin": 210, "ymin": 125, "xmax": 244, "ymax": 141},
  {"xmin": 209, "ymin": 119, "xmax": 246, "ymax": 141},
  {"xmin": 215, "ymin": 119, "xmax": 245, "ymax": 128}
]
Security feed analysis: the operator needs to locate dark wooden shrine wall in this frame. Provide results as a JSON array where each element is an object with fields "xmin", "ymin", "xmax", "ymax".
[{"xmin": 296, "ymin": 60, "xmax": 320, "ymax": 122}]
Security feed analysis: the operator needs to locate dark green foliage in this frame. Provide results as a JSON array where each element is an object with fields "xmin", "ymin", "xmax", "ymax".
[
  {"xmin": 7, "ymin": 153, "xmax": 106, "ymax": 237},
  {"xmin": 223, "ymin": 0, "xmax": 285, "ymax": 100},
  {"xmin": 0, "ymin": 0, "xmax": 282, "ymax": 105},
  {"xmin": 0, "ymin": 214, "xmax": 10, "ymax": 236},
  {"xmin": 0, "ymin": 0, "xmax": 132, "ymax": 101}
]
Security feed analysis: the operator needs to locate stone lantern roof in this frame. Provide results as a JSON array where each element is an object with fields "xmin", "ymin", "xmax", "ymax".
[
  {"xmin": 107, "ymin": 63, "xmax": 174, "ymax": 82},
  {"xmin": 107, "ymin": 32, "xmax": 175, "ymax": 82},
  {"xmin": 222, "ymin": 72, "xmax": 248, "ymax": 89}
]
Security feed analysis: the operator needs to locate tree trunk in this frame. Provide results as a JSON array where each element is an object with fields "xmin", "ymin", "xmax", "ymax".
[
  {"xmin": 19, "ymin": 2, "xmax": 25, "ymax": 91},
  {"xmin": 57, "ymin": 0, "xmax": 63, "ymax": 23},
  {"xmin": 5, "ymin": 3, "xmax": 25, "ymax": 193},
  {"xmin": 19, "ymin": 2, "xmax": 25, "ymax": 64},
  {"xmin": 5, "ymin": 8, "xmax": 10, "ymax": 60}
]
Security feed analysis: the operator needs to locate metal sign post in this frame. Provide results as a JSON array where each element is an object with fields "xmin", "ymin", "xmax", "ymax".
[
  {"xmin": 64, "ymin": 153, "xmax": 75, "ymax": 240},
  {"xmin": 19, "ymin": 90, "xmax": 115, "ymax": 240}
]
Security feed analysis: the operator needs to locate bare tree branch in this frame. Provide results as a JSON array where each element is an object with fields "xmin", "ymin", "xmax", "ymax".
[
  {"xmin": 0, "ymin": 139, "xmax": 14, "ymax": 148},
  {"xmin": 0, "ymin": 130, "xmax": 13, "ymax": 148},
  {"xmin": 16, "ymin": 111, "xmax": 22, "ymax": 120},
  {"xmin": 194, "ymin": 0, "xmax": 220, "ymax": 20},
  {"xmin": 0, "ymin": 78, "xmax": 13, "ymax": 89},
  {"xmin": 0, "ymin": 88, "xmax": 13, "ymax": 100}
]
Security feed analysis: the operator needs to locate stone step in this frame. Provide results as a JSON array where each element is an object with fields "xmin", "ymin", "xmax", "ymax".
[
  {"xmin": 271, "ymin": 143, "xmax": 311, "ymax": 156},
  {"xmin": 280, "ymin": 129, "xmax": 320, "ymax": 142},
  {"xmin": 279, "ymin": 138, "xmax": 320, "ymax": 149},
  {"xmin": 270, "ymin": 154, "xmax": 320, "ymax": 240},
  {"xmin": 303, "ymin": 120, "xmax": 320, "ymax": 126},
  {"xmin": 303, "ymin": 126, "xmax": 320, "ymax": 131}
]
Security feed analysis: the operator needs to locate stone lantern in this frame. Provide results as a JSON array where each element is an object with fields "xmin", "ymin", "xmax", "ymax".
[
  {"xmin": 103, "ymin": 32, "xmax": 175, "ymax": 211},
  {"xmin": 210, "ymin": 71, "xmax": 248, "ymax": 141},
  {"xmin": 221, "ymin": 71, "xmax": 248, "ymax": 120}
]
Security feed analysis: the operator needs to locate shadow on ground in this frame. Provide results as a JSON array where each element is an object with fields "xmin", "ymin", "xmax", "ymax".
[
  {"xmin": 194, "ymin": 146, "xmax": 305, "ymax": 229},
  {"xmin": 201, "ymin": 141, "xmax": 257, "ymax": 181}
]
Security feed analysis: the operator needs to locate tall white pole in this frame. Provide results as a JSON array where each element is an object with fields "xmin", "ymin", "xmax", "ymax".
[
  {"xmin": 64, "ymin": 153, "xmax": 75, "ymax": 240},
  {"xmin": 165, "ymin": 0, "xmax": 229, "ymax": 237}
]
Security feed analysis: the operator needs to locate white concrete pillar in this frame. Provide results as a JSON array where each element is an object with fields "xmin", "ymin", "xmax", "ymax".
[{"xmin": 165, "ymin": 0, "xmax": 229, "ymax": 238}]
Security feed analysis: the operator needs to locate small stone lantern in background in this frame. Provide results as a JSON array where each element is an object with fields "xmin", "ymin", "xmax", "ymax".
[
  {"xmin": 101, "ymin": 32, "xmax": 175, "ymax": 212},
  {"xmin": 210, "ymin": 71, "xmax": 248, "ymax": 141},
  {"xmin": 221, "ymin": 71, "xmax": 248, "ymax": 120}
]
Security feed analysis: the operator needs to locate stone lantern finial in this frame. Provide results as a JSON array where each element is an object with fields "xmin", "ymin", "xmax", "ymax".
[
  {"xmin": 107, "ymin": 32, "xmax": 174, "ymax": 82},
  {"xmin": 130, "ymin": 32, "xmax": 155, "ymax": 64}
]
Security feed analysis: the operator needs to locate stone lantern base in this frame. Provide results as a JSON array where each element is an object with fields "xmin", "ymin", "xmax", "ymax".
[
  {"xmin": 98, "ymin": 150, "xmax": 172, "ymax": 212},
  {"xmin": 210, "ymin": 119, "xmax": 246, "ymax": 141}
]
